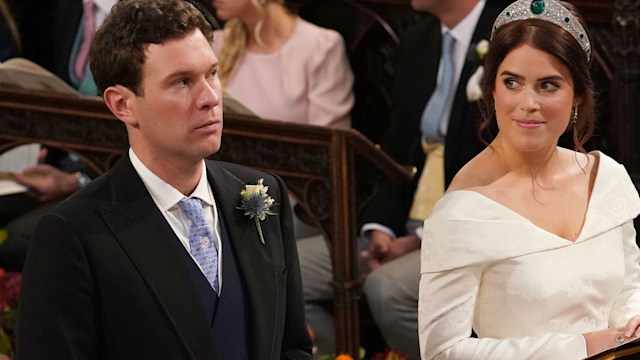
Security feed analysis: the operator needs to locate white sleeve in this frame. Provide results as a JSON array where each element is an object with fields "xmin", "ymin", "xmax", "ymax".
[
  {"xmin": 610, "ymin": 220, "xmax": 640, "ymax": 328},
  {"xmin": 419, "ymin": 248, "xmax": 586, "ymax": 360}
]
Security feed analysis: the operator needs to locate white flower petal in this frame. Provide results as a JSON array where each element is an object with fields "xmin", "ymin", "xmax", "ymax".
[
  {"xmin": 466, "ymin": 66, "xmax": 484, "ymax": 102},
  {"xmin": 476, "ymin": 40, "xmax": 489, "ymax": 60}
]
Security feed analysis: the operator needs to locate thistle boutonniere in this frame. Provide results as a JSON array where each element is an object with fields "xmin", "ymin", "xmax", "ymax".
[
  {"xmin": 466, "ymin": 39, "xmax": 490, "ymax": 102},
  {"xmin": 237, "ymin": 178, "xmax": 277, "ymax": 245}
]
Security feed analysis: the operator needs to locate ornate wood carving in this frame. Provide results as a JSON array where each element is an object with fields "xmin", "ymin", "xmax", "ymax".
[
  {"xmin": 611, "ymin": 0, "xmax": 640, "ymax": 179},
  {"xmin": 611, "ymin": 0, "xmax": 640, "ymax": 234}
]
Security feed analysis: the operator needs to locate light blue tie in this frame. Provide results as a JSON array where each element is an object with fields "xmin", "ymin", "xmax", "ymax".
[
  {"xmin": 178, "ymin": 197, "xmax": 219, "ymax": 294},
  {"xmin": 420, "ymin": 32, "xmax": 456, "ymax": 142}
]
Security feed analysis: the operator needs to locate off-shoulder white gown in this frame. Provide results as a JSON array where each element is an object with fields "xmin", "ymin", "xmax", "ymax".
[{"xmin": 419, "ymin": 152, "xmax": 640, "ymax": 360}]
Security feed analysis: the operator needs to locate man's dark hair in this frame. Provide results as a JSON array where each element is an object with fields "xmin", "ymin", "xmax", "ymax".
[{"xmin": 90, "ymin": 0, "xmax": 214, "ymax": 95}]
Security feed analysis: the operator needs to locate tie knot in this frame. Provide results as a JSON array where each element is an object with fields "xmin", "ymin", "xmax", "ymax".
[
  {"xmin": 442, "ymin": 32, "xmax": 455, "ymax": 56},
  {"xmin": 178, "ymin": 197, "xmax": 207, "ymax": 227}
]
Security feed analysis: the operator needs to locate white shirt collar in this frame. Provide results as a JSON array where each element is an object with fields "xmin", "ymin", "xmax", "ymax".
[
  {"xmin": 85, "ymin": 0, "xmax": 117, "ymax": 29},
  {"xmin": 441, "ymin": 0, "xmax": 486, "ymax": 57},
  {"xmin": 128, "ymin": 148, "xmax": 213, "ymax": 211}
]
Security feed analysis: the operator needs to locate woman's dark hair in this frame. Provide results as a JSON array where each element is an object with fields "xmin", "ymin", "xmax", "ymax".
[{"xmin": 479, "ymin": 2, "xmax": 595, "ymax": 153}]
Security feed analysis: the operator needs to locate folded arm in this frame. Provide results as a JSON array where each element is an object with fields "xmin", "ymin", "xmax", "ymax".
[{"xmin": 419, "ymin": 266, "xmax": 587, "ymax": 360}]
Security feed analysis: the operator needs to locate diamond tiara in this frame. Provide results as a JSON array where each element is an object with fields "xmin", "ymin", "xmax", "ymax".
[{"xmin": 491, "ymin": 0, "xmax": 591, "ymax": 60}]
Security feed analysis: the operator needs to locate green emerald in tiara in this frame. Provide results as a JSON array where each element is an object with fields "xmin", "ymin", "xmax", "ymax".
[
  {"xmin": 491, "ymin": 0, "xmax": 592, "ymax": 60},
  {"xmin": 531, "ymin": 0, "xmax": 545, "ymax": 15}
]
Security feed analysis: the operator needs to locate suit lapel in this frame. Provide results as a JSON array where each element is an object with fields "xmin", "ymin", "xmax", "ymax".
[
  {"xmin": 446, "ymin": 0, "xmax": 505, "ymax": 165},
  {"xmin": 412, "ymin": 24, "xmax": 442, "ymax": 126},
  {"xmin": 98, "ymin": 157, "xmax": 216, "ymax": 358},
  {"xmin": 205, "ymin": 162, "xmax": 279, "ymax": 357}
]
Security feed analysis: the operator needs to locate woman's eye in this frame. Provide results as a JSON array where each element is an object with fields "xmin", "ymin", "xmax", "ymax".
[
  {"xmin": 503, "ymin": 78, "xmax": 519, "ymax": 89},
  {"xmin": 540, "ymin": 81, "xmax": 559, "ymax": 91}
]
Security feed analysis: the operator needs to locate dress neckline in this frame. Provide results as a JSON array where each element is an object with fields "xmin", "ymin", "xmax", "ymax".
[{"xmin": 447, "ymin": 151, "xmax": 603, "ymax": 243}]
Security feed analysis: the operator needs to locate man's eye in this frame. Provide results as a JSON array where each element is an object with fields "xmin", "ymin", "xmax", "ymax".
[{"xmin": 174, "ymin": 79, "xmax": 189, "ymax": 87}]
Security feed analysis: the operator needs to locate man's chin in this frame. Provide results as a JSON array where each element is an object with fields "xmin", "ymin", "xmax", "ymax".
[{"xmin": 202, "ymin": 143, "xmax": 222, "ymax": 158}]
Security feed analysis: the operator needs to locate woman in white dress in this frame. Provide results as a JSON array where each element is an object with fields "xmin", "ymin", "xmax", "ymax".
[{"xmin": 418, "ymin": 1, "xmax": 640, "ymax": 359}]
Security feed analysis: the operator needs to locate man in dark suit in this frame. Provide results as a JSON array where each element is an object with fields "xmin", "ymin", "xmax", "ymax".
[
  {"xmin": 16, "ymin": 0, "xmax": 312, "ymax": 358},
  {"xmin": 0, "ymin": 0, "xmax": 222, "ymax": 272},
  {"xmin": 358, "ymin": 0, "xmax": 506, "ymax": 357}
]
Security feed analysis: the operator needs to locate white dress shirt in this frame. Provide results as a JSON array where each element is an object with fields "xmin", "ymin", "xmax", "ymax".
[
  {"xmin": 89, "ymin": 0, "xmax": 117, "ymax": 30},
  {"xmin": 129, "ymin": 148, "xmax": 223, "ymax": 290}
]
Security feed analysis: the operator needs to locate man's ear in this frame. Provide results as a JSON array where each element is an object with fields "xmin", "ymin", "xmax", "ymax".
[{"xmin": 103, "ymin": 85, "xmax": 138, "ymax": 126}]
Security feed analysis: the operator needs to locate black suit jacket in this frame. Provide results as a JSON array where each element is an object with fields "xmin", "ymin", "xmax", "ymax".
[
  {"xmin": 51, "ymin": 0, "xmax": 83, "ymax": 83},
  {"xmin": 17, "ymin": 0, "xmax": 85, "ymax": 83},
  {"xmin": 16, "ymin": 156, "xmax": 312, "ymax": 359},
  {"xmin": 360, "ymin": 0, "xmax": 506, "ymax": 236},
  {"xmin": 7, "ymin": 0, "xmax": 56, "ymax": 68}
]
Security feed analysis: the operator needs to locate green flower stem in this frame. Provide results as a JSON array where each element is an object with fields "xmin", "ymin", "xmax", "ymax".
[
  {"xmin": 0, "ymin": 326, "xmax": 11, "ymax": 355},
  {"xmin": 254, "ymin": 217, "xmax": 265, "ymax": 245}
]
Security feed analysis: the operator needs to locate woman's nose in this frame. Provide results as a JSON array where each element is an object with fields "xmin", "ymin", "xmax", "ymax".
[{"xmin": 520, "ymin": 87, "xmax": 540, "ymax": 112}]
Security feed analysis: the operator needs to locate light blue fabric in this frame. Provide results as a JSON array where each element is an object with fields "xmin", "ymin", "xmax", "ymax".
[
  {"xmin": 178, "ymin": 197, "xmax": 219, "ymax": 294},
  {"xmin": 77, "ymin": 70, "xmax": 98, "ymax": 96},
  {"xmin": 420, "ymin": 32, "xmax": 455, "ymax": 142}
]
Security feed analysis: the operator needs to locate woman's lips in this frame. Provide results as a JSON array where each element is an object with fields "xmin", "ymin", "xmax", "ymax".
[{"xmin": 515, "ymin": 120, "xmax": 543, "ymax": 129}]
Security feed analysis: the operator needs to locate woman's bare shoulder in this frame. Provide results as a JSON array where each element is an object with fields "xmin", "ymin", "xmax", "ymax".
[{"xmin": 447, "ymin": 148, "xmax": 500, "ymax": 192}]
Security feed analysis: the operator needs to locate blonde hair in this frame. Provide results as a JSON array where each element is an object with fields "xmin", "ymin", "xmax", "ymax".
[
  {"xmin": 0, "ymin": 0, "xmax": 21, "ymax": 54},
  {"xmin": 218, "ymin": 0, "xmax": 285, "ymax": 84}
]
